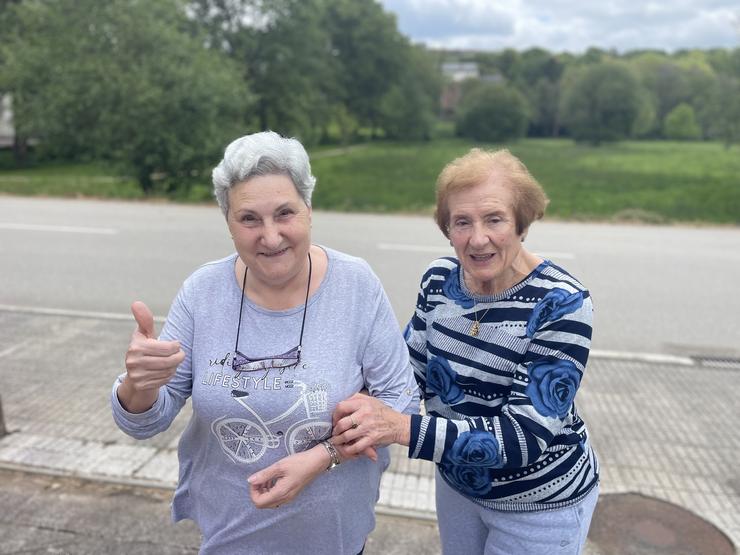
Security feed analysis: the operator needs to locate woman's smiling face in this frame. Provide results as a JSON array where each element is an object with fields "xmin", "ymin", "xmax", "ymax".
[
  {"xmin": 227, "ymin": 173, "xmax": 312, "ymax": 288},
  {"xmin": 447, "ymin": 175, "xmax": 526, "ymax": 295}
]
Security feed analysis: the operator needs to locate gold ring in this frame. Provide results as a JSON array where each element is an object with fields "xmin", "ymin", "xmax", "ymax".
[{"xmin": 350, "ymin": 414, "xmax": 359, "ymax": 429}]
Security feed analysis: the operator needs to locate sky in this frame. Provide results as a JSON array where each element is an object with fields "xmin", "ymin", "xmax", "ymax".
[{"xmin": 378, "ymin": 0, "xmax": 739, "ymax": 53}]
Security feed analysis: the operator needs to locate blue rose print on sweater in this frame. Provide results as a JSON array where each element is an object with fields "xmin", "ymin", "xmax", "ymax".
[
  {"xmin": 526, "ymin": 359, "xmax": 582, "ymax": 419},
  {"xmin": 526, "ymin": 288, "xmax": 583, "ymax": 337},
  {"xmin": 446, "ymin": 430, "xmax": 503, "ymax": 468},
  {"xmin": 427, "ymin": 356, "xmax": 465, "ymax": 405},
  {"xmin": 443, "ymin": 463, "xmax": 493, "ymax": 497},
  {"xmin": 442, "ymin": 269, "xmax": 475, "ymax": 309}
]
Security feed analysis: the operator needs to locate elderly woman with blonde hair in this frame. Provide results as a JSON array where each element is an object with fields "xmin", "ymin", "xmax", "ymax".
[{"xmin": 334, "ymin": 148, "xmax": 599, "ymax": 554}]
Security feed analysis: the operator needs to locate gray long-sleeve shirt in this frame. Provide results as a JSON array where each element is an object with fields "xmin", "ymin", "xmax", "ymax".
[{"xmin": 112, "ymin": 247, "xmax": 419, "ymax": 555}]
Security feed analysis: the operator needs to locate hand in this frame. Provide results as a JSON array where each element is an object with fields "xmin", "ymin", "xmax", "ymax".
[
  {"xmin": 332, "ymin": 393, "xmax": 411, "ymax": 457},
  {"xmin": 248, "ymin": 448, "xmax": 326, "ymax": 509},
  {"xmin": 118, "ymin": 301, "xmax": 184, "ymax": 412}
]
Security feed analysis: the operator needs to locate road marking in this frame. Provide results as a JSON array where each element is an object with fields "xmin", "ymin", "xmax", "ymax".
[
  {"xmin": 0, "ymin": 304, "xmax": 698, "ymax": 366},
  {"xmin": 377, "ymin": 243, "xmax": 451, "ymax": 253},
  {"xmin": 0, "ymin": 223, "xmax": 117, "ymax": 235},
  {"xmin": 0, "ymin": 339, "xmax": 33, "ymax": 359},
  {"xmin": 0, "ymin": 304, "xmax": 165, "ymax": 323},
  {"xmin": 377, "ymin": 243, "xmax": 575, "ymax": 259},
  {"xmin": 589, "ymin": 349, "xmax": 693, "ymax": 366}
]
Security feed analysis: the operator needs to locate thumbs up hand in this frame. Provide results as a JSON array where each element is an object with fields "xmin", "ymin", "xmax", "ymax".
[{"xmin": 118, "ymin": 301, "xmax": 185, "ymax": 413}]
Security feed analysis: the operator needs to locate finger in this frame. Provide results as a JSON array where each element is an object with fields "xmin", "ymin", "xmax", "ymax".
[
  {"xmin": 333, "ymin": 398, "xmax": 363, "ymax": 421},
  {"xmin": 341, "ymin": 436, "xmax": 375, "ymax": 457},
  {"xmin": 131, "ymin": 301, "xmax": 155, "ymax": 339},
  {"xmin": 331, "ymin": 427, "xmax": 361, "ymax": 446},
  {"xmin": 362, "ymin": 446, "xmax": 378, "ymax": 462},
  {"xmin": 127, "ymin": 369, "xmax": 177, "ymax": 391},
  {"xmin": 135, "ymin": 338, "xmax": 182, "ymax": 357},
  {"xmin": 128, "ymin": 353, "xmax": 183, "ymax": 372},
  {"xmin": 247, "ymin": 465, "xmax": 280, "ymax": 486}
]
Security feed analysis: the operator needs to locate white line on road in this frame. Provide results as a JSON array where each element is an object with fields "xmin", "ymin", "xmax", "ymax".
[
  {"xmin": 590, "ymin": 349, "xmax": 693, "ymax": 366},
  {"xmin": 377, "ymin": 243, "xmax": 575, "ymax": 259},
  {"xmin": 377, "ymin": 242, "xmax": 451, "ymax": 253},
  {"xmin": 0, "ymin": 304, "xmax": 164, "ymax": 323},
  {"xmin": 0, "ymin": 223, "xmax": 118, "ymax": 235},
  {"xmin": 0, "ymin": 304, "xmax": 695, "ymax": 365},
  {"xmin": 0, "ymin": 338, "xmax": 33, "ymax": 359}
]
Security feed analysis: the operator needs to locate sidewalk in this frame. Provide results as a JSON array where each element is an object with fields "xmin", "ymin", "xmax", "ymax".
[{"xmin": 0, "ymin": 309, "xmax": 738, "ymax": 553}]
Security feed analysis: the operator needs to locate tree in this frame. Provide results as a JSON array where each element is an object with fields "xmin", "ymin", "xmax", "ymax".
[
  {"xmin": 377, "ymin": 45, "xmax": 442, "ymax": 140},
  {"xmin": 191, "ymin": 0, "xmax": 339, "ymax": 144},
  {"xmin": 704, "ymin": 76, "xmax": 740, "ymax": 147},
  {"xmin": 324, "ymin": 0, "xmax": 408, "ymax": 136},
  {"xmin": 0, "ymin": 0, "xmax": 248, "ymax": 191},
  {"xmin": 560, "ymin": 61, "xmax": 644, "ymax": 145},
  {"xmin": 190, "ymin": 0, "xmax": 427, "ymax": 143},
  {"xmin": 456, "ymin": 83, "xmax": 529, "ymax": 142},
  {"xmin": 663, "ymin": 103, "xmax": 702, "ymax": 140}
]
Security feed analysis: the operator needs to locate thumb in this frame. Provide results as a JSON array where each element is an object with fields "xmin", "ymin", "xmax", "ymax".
[{"xmin": 131, "ymin": 301, "xmax": 155, "ymax": 339}]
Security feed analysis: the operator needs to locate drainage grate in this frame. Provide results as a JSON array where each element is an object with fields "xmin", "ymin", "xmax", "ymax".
[{"xmin": 691, "ymin": 355, "xmax": 740, "ymax": 369}]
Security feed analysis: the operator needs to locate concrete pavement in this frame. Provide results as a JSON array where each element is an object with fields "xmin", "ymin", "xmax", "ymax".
[
  {"xmin": 0, "ymin": 308, "xmax": 738, "ymax": 553},
  {"xmin": 1, "ymin": 196, "xmax": 739, "ymax": 553}
]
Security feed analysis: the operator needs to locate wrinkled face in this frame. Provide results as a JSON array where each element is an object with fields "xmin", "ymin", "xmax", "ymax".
[
  {"xmin": 447, "ymin": 176, "xmax": 525, "ymax": 295},
  {"xmin": 227, "ymin": 174, "xmax": 312, "ymax": 287}
]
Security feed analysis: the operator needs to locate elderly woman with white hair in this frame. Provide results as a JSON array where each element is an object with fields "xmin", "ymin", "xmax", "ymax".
[{"xmin": 111, "ymin": 131, "xmax": 419, "ymax": 554}]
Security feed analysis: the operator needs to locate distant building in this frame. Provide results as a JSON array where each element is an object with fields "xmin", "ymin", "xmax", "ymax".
[
  {"xmin": 439, "ymin": 61, "xmax": 507, "ymax": 118},
  {"xmin": 0, "ymin": 95, "xmax": 14, "ymax": 148},
  {"xmin": 441, "ymin": 62, "xmax": 480, "ymax": 83}
]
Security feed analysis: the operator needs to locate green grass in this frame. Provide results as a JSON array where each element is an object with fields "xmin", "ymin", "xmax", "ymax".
[
  {"xmin": 0, "ymin": 154, "xmax": 144, "ymax": 199},
  {"xmin": 311, "ymin": 139, "xmax": 740, "ymax": 224},
  {"xmin": 1, "ymin": 139, "xmax": 739, "ymax": 224}
]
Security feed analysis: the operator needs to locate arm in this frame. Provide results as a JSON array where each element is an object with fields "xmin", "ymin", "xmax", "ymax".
[
  {"xmin": 111, "ymin": 284, "xmax": 194, "ymax": 439},
  {"xmin": 332, "ymin": 265, "xmax": 433, "ymax": 452},
  {"xmin": 357, "ymin": 281, "xmax": 421, "ymax": 416},
  {"xmin": 409, "ymin": 290, "xmax": 593, "ymax": 469},
  {"xmin": 247, "ymin": 441, "xmax": 355, "ymax": 509}
]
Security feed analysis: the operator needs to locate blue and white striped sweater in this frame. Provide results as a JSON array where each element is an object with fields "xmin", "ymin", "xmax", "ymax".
[{"xmin": 406, "ymin": 257, "xmax": 599, "ymax": 512}]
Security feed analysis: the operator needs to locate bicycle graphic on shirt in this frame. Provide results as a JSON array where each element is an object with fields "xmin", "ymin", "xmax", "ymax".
[{"xmin": 212, "ymin": 379, "xmax": 331, "ymax": 464}]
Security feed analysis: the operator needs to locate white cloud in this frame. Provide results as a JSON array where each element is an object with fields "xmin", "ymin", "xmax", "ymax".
[{"xmin": 379, "ymin": 0, "xmax": 740, "ymax": 52}]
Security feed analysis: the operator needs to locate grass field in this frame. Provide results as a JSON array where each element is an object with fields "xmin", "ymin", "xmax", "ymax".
[
  {"xmin": 311, "ymin": 139, "xmax": 740, "ymax": 224},
  {"xmin": 1, "ymin": 139, "xmax": 738, "ymax": 224}
]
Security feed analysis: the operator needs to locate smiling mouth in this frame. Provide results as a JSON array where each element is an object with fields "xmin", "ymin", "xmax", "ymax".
[
  {"xmin": 261, "ymin": 247, "xmax": 289, "ymax": 257},
  {"xmin": 469, "ymin": 253, "xmax": 495, "ymax": 262}
]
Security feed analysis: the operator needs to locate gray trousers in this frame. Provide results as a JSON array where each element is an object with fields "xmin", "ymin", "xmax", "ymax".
[{"xmin": 435, "ymin": 470, "xmax": 599, "ymax": 555}]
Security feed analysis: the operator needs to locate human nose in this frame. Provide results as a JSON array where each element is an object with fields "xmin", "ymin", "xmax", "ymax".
[
  {"xmin": 260, "ymin": 220, "xmax": 282, "ymax": 249},
  {"xmin": 469, "ymin": 222, "xmax": 489, "ymax": 248}
]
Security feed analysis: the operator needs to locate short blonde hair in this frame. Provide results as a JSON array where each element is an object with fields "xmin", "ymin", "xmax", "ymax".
[{"xmin": 434, "ymin": 148, "xmax": 549, "ymax": 237}]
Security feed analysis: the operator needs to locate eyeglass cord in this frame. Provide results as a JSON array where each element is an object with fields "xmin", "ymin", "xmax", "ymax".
[{"xmin": 234, "ymin": 252, "xmax": 312, "ymax": 358}]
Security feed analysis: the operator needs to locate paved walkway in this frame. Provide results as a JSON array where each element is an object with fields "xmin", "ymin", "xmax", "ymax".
[{"xmin": 0, "ymin": 309, "xmax": 738, "ymax": 552}]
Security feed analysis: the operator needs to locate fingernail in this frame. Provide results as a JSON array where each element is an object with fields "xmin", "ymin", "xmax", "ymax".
[{"xmin": 247, "ymin": 475, "xmax": 255, "ymax": 483}]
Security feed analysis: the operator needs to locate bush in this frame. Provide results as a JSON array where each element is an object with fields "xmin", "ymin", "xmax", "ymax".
[
  {"xmin": 455, "ymin": 83, "xmax": 529, "ymax": 142},
  {"xmin": 560, "ymin": 61, "xmax": 645, "ymax": 145},
  {"xmin": 664, "ymin": 103, "xmax": 702, "ymax": 140}
]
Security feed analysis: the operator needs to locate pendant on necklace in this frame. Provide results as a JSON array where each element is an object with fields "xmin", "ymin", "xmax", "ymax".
[{"xmin": 470, "ymin": 321, "xmax": 480, "ymax": 336}]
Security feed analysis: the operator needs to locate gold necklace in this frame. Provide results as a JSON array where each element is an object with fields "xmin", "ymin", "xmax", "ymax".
[{"xmin": 470, "ymin": 305, "xmax": 491, "ymax": 336}]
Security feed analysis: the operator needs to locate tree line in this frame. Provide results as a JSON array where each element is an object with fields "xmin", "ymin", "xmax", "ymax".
[
  {"xmin": 456, "ymin": 47, "xmax": 740, "ymax": 146},
  {"xmin": 1, "ymin": 0, "xmax": 738, "ymax": 193}
]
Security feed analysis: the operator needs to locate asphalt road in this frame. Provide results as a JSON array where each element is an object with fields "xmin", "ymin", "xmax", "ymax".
[{"xmin": 1, "ymin": 195, "xmax": 739, "ymax": 356}]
